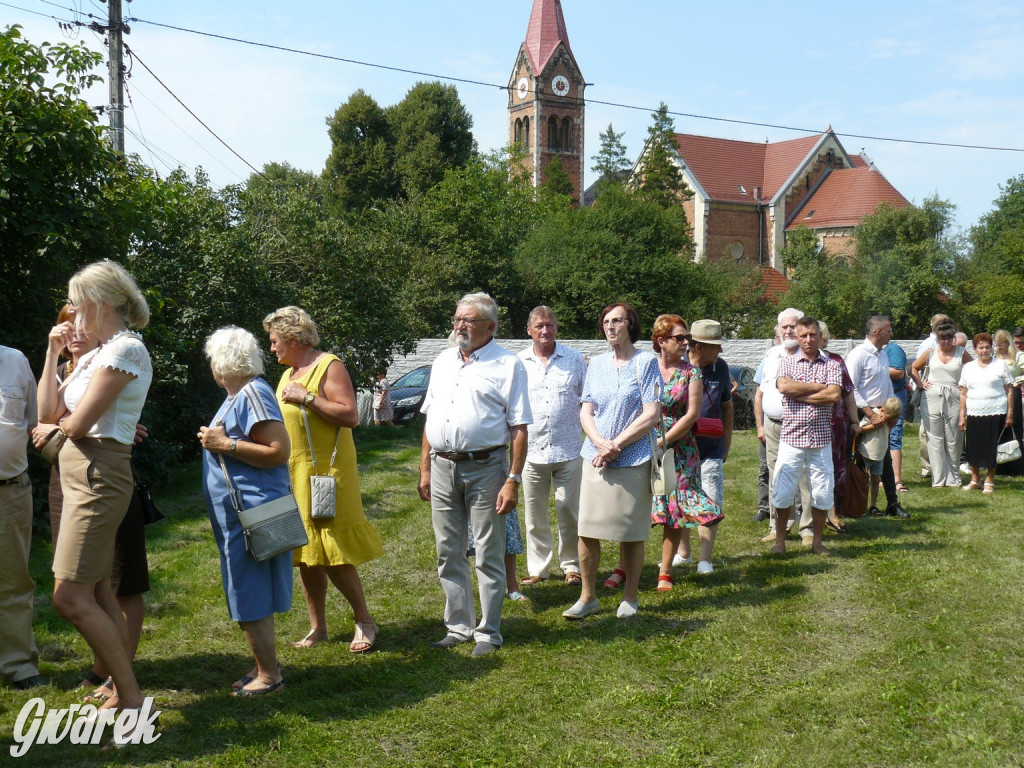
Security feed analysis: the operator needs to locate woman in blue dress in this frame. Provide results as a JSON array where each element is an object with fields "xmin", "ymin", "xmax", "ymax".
[{"xmin": 199, "ymin": 327, "xmax": 293, "ymax": 697}]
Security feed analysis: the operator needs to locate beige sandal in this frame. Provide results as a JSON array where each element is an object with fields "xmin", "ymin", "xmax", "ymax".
[
  {"xmin": 349, "ymin": 621, "xmax": 378, "ymax": 654},
  {"xmin": 983, "ymin": 481, "xmax": 995, "ymax": 494},
  {"xmin": 293, "ymin": 629, "xmax": 326, "ymax": 649}
]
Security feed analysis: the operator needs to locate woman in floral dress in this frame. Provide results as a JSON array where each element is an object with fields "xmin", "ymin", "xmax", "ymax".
[{"xmin": 650, "ymin": 315, "xmax": 722, "ymax": 592}]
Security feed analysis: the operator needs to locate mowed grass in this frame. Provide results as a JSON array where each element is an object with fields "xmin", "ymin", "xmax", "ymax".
[{"xmin": 3, "ymin": 426, "xmax": 1024, "ymax": 767}]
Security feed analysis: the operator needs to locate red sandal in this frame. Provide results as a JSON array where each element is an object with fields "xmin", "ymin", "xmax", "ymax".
[
  {"xmin": 603, "ymin": 568, "xmax": 626, "ymax": 589},
  {"xmin": 657, "ymin": 573, "xmax": 674, "ymax": 592}
]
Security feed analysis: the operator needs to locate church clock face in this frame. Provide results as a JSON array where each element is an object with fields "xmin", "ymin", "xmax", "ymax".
[
  {"xmin": 517, "ymin": 77, "xmax": 529, "ymax": 100},
  {"xmin": 551, "ymin": 75, "xmax": 570, "ymax": 97}
]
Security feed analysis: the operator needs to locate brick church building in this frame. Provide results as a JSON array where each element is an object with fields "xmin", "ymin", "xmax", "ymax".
[
  {"xmin": 507, "ymin": 1, "xmax": 909, "ymax": 279},
  {"xmin": 507, "ymin": 0, "xmax": 585, "ymax": 204}
]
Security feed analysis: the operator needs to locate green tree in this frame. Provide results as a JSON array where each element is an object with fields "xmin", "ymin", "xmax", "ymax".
[
  {"xmin": 516, "ymin": 185, "xmax": 736, "ymax": 338},
  {"xmin": 956, "ymin": 175, "xmax": 1024, "ymax": 331},
  {"xmin": 780, "ymin": 227, "xmax": 862, "ymax": 335},
  {"xmin": 387, "ymin": 81, "xmax": 475, "ymax": 199},
  {"xmin": 590, "ymin": 122, "xmax": 630, "ymax": 196},
  {"xmin": 540, "ymin": 156, "xmax": 574, "ymax": 200},
  {"xmin": 323, "ymin": 89, "xmax": 397, "ymax": 211},
  {"xmin": 0, "ymin": 26, "xmax": 125, "ymax": 352},
  {"xmin": 635, "ymin": 102, "xmax": 689, "ymax": 209},
  {"xmin": 853, "ymin": 197, "xmax": 957, "ymax": 337}
]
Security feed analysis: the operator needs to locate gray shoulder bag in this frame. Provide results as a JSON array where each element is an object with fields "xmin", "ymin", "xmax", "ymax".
[{"xmin": 301, "ymin": 403, "xmax": 341, "ymax": 520}]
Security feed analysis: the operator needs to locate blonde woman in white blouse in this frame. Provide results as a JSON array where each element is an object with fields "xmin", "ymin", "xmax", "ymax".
[{"xmin": 37, "ymin": 261, "xmax": 153, "ymax": 731}]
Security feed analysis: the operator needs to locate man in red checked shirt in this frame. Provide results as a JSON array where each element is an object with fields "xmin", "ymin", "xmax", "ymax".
[{"xmin": 770, "ymin": 317, "xmax": 843, "ymax": 556}]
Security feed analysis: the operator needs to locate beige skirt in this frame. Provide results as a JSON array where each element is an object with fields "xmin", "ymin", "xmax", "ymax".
[
  {"xmin": 53, "ymin": 437, "xmax": 133, "ymax": 584},
  {"xmin": 578, "ymin": 460, "xmax": 652, "ymax": 542}
]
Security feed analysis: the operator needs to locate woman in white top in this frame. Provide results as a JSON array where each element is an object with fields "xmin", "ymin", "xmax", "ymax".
[
  {"xmin": 910, "ymin": 321, "xmax": 972, "ymax": 488},
  {"xmin": 37, "ymin": 261, "xmax": 153, "ymax": 728},
  {"xmin": 958, "ymin": 333, "xmax": 1013, "ymax": 493}
]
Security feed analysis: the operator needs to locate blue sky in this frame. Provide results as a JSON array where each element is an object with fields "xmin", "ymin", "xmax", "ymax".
[{"xmin": 6, "ymin": 0, "xmax": 1024, "ymax": 232}]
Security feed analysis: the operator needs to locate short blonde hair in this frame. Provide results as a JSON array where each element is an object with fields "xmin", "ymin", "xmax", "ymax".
[
  {"xmin": 882, "ymin": 396, "xmax": 903, "ymax": 419},
  {"xmin": 205, "ymin": 326, "xmax": 265, "ymax": 378},
  {"xmin": 262, "ymin": 306, "xmax": 320, "ymax": 347},
  {"xmin": 69, "ymin": 260, "xmax": 149, "ymax": 330}
]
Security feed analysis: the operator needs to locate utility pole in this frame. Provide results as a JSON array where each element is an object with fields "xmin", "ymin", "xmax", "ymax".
[{"xmin": 106, "ymin": 0, "xmax": 126, "ymax": 153}]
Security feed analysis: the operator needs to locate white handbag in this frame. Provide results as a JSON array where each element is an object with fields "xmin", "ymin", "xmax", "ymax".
[{"xmin": 301, "ymin": 404, "xmax": 341, "ymax": 520}]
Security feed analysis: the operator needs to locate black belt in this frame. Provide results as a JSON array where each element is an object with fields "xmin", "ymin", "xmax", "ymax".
[
  {"xmin": 434, "ymin": 445, "xmax": 506, "ymax": 462},
  {"xmin": 0, "ymin": 471, "xmax": 27, "ymax": 486},
  {"xmin": 767, "ymin": 417, "xmax": 783, "ymax": 425}
]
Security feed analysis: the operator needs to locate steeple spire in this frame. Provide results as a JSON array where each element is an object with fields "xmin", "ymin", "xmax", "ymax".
[{"xmin": 524, "ymin": 0, "xmax": 572, "ymax": 74}]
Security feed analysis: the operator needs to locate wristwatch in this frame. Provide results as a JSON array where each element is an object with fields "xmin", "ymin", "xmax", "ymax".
[
  {"xmin": 507, "ymin": 473, "xmax": 522, "ymax": 484},
  {"xmin": 303, "ymin": 391, "xmax": 315, "ymax": 406},
  {"xmin": 229, "ymin": 439, "xmax": 237, "ymax": 455}
]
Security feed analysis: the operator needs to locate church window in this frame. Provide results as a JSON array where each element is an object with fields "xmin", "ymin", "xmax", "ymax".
[
  {"xmin": 561, "ymin": 118, "xmax": 573, "ymax": 152},
  {"xmin": 548, "ymin": 116, "xmax": 560, "ymax": 150}
]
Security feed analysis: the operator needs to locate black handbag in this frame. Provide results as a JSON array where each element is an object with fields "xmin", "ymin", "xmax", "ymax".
[{"xmin": 131, "ymin": 465, "xmax": 164, "ymax": 525}]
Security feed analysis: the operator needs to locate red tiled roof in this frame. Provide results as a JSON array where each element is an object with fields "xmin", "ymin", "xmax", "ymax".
[
  {"xmin": 672, "ymin": 134, "xmax": 768, "ymax": 203},
  {"xmin": 849, "ymin": 154, "xmax": 869, "ymax": 168},
  {"xmin": 524, "ymin": 0, "xmax": 571, "ymax": 74},
  {"xmin": 759, "ymin": 266, "xmax": 790, "ymax": 300},
  {"xmin": 762, "ymin": 134, "xmax": 825, "ymax": 199},
  {"xmin": 787, "ymin": 168, "xmax": 909, "ymax": 230},
  {"xmin": 672, "ymin": 132, "xmax": 826, "ymax": 203}
]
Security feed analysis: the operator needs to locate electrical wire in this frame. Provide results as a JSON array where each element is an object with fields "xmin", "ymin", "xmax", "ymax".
[
  {"xmin": 125, "ymin": 80, "xmax": 249, "ymax": 183},
  {"xmin": 125, "ymin": 15, "xmax": 1024, "ymax": 155},
  {"xmin": 0, "ymin": 0, "xmax": 74, "ymax": 21},
  {"xmin": 124, "ymin": 44, "xmax": 269, "ymax": 181}
]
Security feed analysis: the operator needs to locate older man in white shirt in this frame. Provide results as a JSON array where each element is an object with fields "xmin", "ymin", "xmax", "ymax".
[
  {"xmin": 845, "ymin": 315, "xmax": 909, "ymax": 518},
  {"xmin": 418, "ymin": 293, "xmax": 532, "ymax": 657},
  {"xmin": 754, "ymin": 308, "xmax": 814, "ymax": 545},
  {"xmin": 0, "ymin": 345, "xmax": 46, "ymax": 690},
  {"xmin": 517, "ymin": 306, "xmax": 586, "ymax": 586}
]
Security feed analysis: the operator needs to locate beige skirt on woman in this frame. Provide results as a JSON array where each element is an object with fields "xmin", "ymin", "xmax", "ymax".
[
  {"xmin": 53, "ymin": 437, "xmax": 133, "ymax": 584},
  {"xmin": 578, "ymin": 460, "xmax": 652, "ymax": 542}
]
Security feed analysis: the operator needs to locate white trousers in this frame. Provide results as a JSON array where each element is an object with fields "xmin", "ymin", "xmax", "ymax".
[{"xmin": 522, "ymin": 458, "xmax": 582, "ymax": 578}]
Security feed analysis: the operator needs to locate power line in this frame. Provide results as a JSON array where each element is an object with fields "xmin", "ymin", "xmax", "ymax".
[
  {"xmin": 0, "ymin": 0, "xmax": 74, "ymax": 21},
  {"xmin": 124, "ymin": 44, "xmax": 268, "ymax": 181},
  {"xmin": 125, "ymin": 15, "xmax": 1024, "ymax": 156},
  {"xmin": 126, "ymin": 80, "xmax": 248, "ymax": 183}
]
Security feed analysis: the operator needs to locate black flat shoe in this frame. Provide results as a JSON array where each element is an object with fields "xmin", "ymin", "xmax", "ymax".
[
  {"xmin": 869, "ymin": 505, "xmax": 883, "ymax": 517},
  {"xmin": 234, "ymin": 679, "xmax": 284, "ymax": 697},
  {"xmin": 825, "ymin": 518, "xmax": 849, "ymax": 534}
]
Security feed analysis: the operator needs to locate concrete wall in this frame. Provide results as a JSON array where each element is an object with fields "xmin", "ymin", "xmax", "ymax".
[{"xmin": 383, "ymin": 338, "xmax": 928, "ymax": 379}]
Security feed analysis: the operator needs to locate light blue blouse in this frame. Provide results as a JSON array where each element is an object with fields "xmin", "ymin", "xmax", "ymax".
[{"xmin": 581, "ymin": 350, "xmax": 660, "ymax": 467}]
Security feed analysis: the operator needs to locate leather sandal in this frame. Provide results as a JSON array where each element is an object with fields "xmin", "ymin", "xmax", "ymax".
[
  {"xmin": 603, "ymin": 568, "xmax": 626, "ymax": 589},
  {"xmin": 349, "ymin": 621, "xmax": 378, "ymax": 654},
  {"xmin": 292, "ymin": 629, "xmax": 326, "ymax": 649},
  {"xmin": 520, "ymin": 575, "xmax": 546, "ymax": 585},
  {"xmin": 656, "ymin": 573, "xmax": 673, "ymax": 592}
]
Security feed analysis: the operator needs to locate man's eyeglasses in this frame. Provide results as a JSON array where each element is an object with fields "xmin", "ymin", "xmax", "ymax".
[{"xmin": 452, "ymin": 316, "xmax": 487, "ymax": 327}]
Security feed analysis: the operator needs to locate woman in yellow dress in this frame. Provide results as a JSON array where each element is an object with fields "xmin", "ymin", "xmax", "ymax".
[{"xmin": 263, "ymin": 306, "xmax": 383, "ymax": 653}]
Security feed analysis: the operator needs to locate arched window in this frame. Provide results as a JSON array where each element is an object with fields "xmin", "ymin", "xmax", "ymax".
[
  {"xmin": 548, "ymin": 116, "xmax": 560, "ymax": 150},
  {"xmin": 560, "ymin": 118, "xmax": 573, "ymax": 152},
  {"xmin": 523, "ymin": 117, "xmax": 529, "ymax": 148},
  {"xmin": 514, "ymin": 119, "xmax": 523, "ymax": 146}
]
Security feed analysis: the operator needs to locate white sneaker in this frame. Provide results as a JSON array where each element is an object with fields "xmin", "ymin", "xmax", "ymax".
[
  {"xmin": 616, "ymin": 600, "xmax": 638, "ymax": 619},
  {"xmin": 671, "ymin": 554, "xmax": 692, "ymax": 568},
  {"xmin": 696, "ymin": 560, "xmax": 714, "ymax": 574}
]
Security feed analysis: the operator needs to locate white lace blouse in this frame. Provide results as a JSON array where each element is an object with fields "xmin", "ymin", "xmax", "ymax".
[
  {"xmin": 62, "ymin": 331, "xmax": 153, "ymax": 444},
  {"xmin": 958, "ymin": 359, "xmax": 1012, "ymax": 417}
]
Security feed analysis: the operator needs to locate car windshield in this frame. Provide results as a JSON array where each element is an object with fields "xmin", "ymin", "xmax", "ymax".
[{"xmin": 392, "ymin": 367, "xmax": 429, "ymax": 388}]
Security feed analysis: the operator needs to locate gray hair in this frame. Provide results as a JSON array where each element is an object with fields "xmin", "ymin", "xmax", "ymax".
[
  {"xmin": 819, "ymin": 321, "xmax": 830, "ymax": 343},
  {"xmin": 777, "ymin": 307, "xmax": 804, "ymax": 325},
  {"xmin": 69, "ymin": 260, "xmax": 150, "ymax": 330},
  {"xmin": 205, "ymin": 326, "xmax": 266, "ymax": 378},
  {"xmin": 527, "ymin": 305, "xmax": 557, "ymax": 327},
  {"xmin": 457, "ymin": 292, "xmax": 498, "ymax": 331},
  {"xmin": 262, "ymin": 306, "xmax": 320, "ymax": 347}
]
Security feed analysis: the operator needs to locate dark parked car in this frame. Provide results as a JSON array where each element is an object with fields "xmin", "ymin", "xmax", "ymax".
[
  {"xmin": 728, "ymin": 365, "xmax": 756, "ymax": 430},
  {"xmin": 389, "ymin": 365, "xmax": 431, "ymax": 424}
]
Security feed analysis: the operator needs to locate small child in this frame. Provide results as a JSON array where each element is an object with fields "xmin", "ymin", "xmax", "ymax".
[{"xmin": 859, "ymin": 396, "xmax": 903, "ymax": 475}]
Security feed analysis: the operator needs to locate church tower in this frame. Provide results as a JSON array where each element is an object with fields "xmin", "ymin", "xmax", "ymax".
[{"xmin": 508, "ymin": 0, "xmax": 585, "ymax": 203}]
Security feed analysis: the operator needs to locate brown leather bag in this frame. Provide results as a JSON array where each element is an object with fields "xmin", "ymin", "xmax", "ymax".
[{"xmin": 841, "ymin": 435, "xmax": 869, "ymax": 518}]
